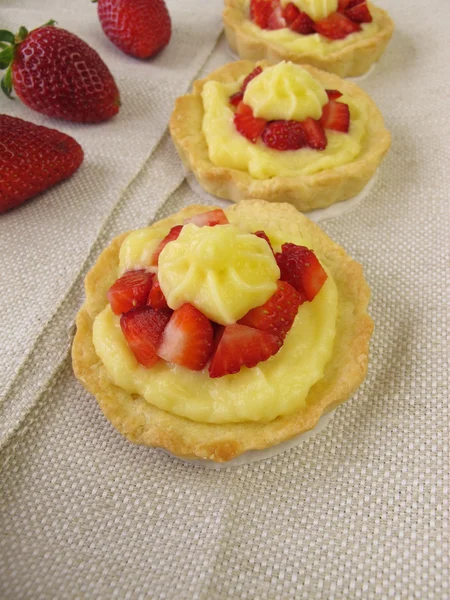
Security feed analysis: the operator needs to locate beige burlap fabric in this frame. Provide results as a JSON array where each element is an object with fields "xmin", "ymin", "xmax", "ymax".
[{"xmin": 1, "ymin": 0, "xmax": 449, "ymax": 598}]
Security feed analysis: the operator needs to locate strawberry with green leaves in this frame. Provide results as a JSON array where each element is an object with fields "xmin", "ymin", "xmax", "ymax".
[
  {"xmin": 95, "ymin": 0, "xmax": 172, "ymax": 59},
  {"xmin": 0, "ymin": 114, "xmax": 84, "ymax": 213},
  {"xmin": 0, "ymin": 23, "xmax": 120, "ymax": 122}
]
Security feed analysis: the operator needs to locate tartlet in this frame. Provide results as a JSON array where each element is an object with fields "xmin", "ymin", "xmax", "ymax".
[
  {"xmin": 170, "ymin": 60, "xmax": 390, "ymax": 212},
  {"xmin": 223, "ymin": 0, "xmax": 394, "ymax": 77},
  {"xmin": 72, "ymin": 201, "xmax": 373, "ymax": 462}
]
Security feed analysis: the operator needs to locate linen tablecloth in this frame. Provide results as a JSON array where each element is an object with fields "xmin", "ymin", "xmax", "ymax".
[{"xmin": 0, "ymin": 0, "xmax": 448, "ymax": 597}]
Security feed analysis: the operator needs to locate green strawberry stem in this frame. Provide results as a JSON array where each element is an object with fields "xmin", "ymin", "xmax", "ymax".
[{"xmin": 0, "ymin": 21, "xmax": 56, "ymax": 98}]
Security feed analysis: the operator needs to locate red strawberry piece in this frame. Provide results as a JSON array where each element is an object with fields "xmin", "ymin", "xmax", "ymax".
[
  {"xmin": 0, "ymin": 24, "xmax": 120, "ymax": 122},
  {"xmin": 209, "ymin": 324, "xmax": 281, "ymax": 378},
  {"xmin": 291, "ymin": 13, "xmax": 316, "ymax": 34},
  {"xmin": 184, "ymin": 209, "xmax": 229, "ymax": 227},
  {"xmin": 302, "ymin": 118, "xmax": 327, "ymax": 150},
  {"xmin": 250, "ymin": 0, "xmax": 279, "ymax": 29},
  {"xmin": 320, "ymin": 99, "xmax": 350, "ymax": 132},
  {"xmin": 229, "ymin": 91, "xmax": 244, "ymax": 106},
  {"xmin": 339, "ymin": 0, "xmax": 364, "ymax": 11},
  {"xmin": 0, "ymin": 115, "xmax": 84, "ymax": 213},
  {"xmin": 120, "ymin": 306, "xmax": 170, "ymax": 368},
  {"xmin": 267, "ymin": 5, "xmax": 287, "ymax": 29},
  {"xmin": 338, "ymin": 0, "xmax": 350, "ymax": 10},
  {"xmin": 147, "ymin": 275, "xmax": 170, "ymax": 311},
  {"xmin": 283, "ymin": 2, "xmax": 315, "ymax": 34},
  {"xmin": 158, "ymin": 304, "xmax": 214, "ymax": 371},
  {"xmin": 229, "ymin": 66, "xmax": 263, "ymax": 107},
  {"xmin": 254, "ymin": 230, "xmax": 274, "ymax": 253},
  {"xmin": 150, "ymin": 224, "xmax": 183, "ymax": 266},
  {"xmin": 261, "ymin": 120, "xmax": 307, "ymax": 151},
  {"xmin": 234, "ymin": 102, "xmax": 267, "ymax": 143},
  {"xmin": 345, "ymin": 2, "xmax": 372, "ymax": 23},
  {"xmin": 283, "ymin": 2, "xmax": 301, "ymax": 25},
  {"xmin": 97, "ymin": 0, "xmax": 171, "ymax": 59},
  {"xmin": 239, "ymin": 281, "xmax": 303, "ymax": 340},
  {"xmin": 275, "ymin": 243, "xmax": 328, "ymax": 301},
  {"xmin": 285, "ymin": 7, "xmax": 316, "ymax": 34},
  {"xmin": 108, "ymin": 270, "xmax": 154, "ymax": 316},
  {"xmin": 242, "ymin": 66, "xmax": 263, "ymax": 90},
  {"xmin": 315, "ymin": 12, "xmax": 361, "ymax": 40},
  {"xmin": 326, "ymin": 89, "xmax": 343, "ymax": 100}
]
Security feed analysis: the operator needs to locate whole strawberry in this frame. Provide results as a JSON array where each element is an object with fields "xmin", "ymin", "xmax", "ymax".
[
  {"xmin": 0, "ymin": 114, "xmax": 84, "ymax": 213},
  {"xmin": 0, "ymin": 23, "xmax": 120, "ymax": 122},
  {"xmin": 96, "ymin": 0, "xmax": 171, "ymax": 59}
]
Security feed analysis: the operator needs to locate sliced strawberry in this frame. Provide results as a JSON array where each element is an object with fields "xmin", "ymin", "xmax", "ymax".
[
  {"xmin": 150, "ymin": 224, "xmax": 183, "ymax": 266},
  {"xmin": 239, "ymin": 281, "xmax": 303, "ymax": 340},
  {"xmin": 267, "ymin": 4, "xmax": 286, "ymax": 29},
  {"xmin": 242, "ymin": 66, "xmax": 263, "ymax": 91},
  {"xmin": 275, "ymin": 243, "xmax": 328, "ymax": 301},
  {"xmin": 208, "ymin": 324, "xmax": 281, "ymax": 378},
  {"xmin": 283, "ymin": 2, "xmax": 300, "ymax": 25},
  {"xmin": 229, "ymin": 91, "xmax": 244, "ymax": 106},
  {"xmin": 286, "ymin": 7, "xmax": 316, "ymax": 35},
  {"xmin": 345, "ymin": 2, "xmax": 372, "ymax": 23},
  {"xmin": 184, "ymin": 209, "xmax": 229, "ymax": 227},
  {"xmin": 320, "ymin": 99, "xmax": 350, "ymax": 133},
  {"xmin": 326, "ymin": 89, "xmax": 343, "ymax": 101},
  {"xmin": 120, "ymin": 306, "xmax": 170, "ymax": 368},
  {"xmin": 261, "ymin": 120, "xmax": 307, "ymax": 151},
  {"xmin": 250, "ymin": 0, "xmax": 279, "ymax": 29},
  {"xmin": 229, "ymin": 67, "xmax": 262, "ymax": 107},
  {"xmin": 254, "ymin": 230, "xmax": 274, "ymax": 253},
  {"xmin": 315, "ymin": 12, "xmax": 361, "ymax": 40},
  {"xmin": 234, "ymin": 102, "xmax": 267, "ymax": 143},
  {"xmin": 302, "ymin": 118, "xmax": 327, "ymax": 150},
  {"xmin": 107, "ymin": 270, "xmax": 154, "ymax": 316},
  {"xmin": 338, "ymin": 0, "xmax": 364, "ymax": 11},
  {"xmin": 147, "ymin": 275, "xmax": 170, "ymax": 311},
  {"xmin": 158, "ymin": 304, "xmax": 214, "ymax": 371},
  {"xmin": 291, "ymin": 13, "xmax": 316, "ymax": 34}
]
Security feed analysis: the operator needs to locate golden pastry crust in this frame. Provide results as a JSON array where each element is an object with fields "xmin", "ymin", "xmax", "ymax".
[
  {"xmin": 223, "ymin": 1, "xmax": 394, "ymax": 78},
  {"xmin": 169, "ymin": 60, "xmax": 390, "ymax": 212},
  {"xmin": 72, "ymin": 201, "xmax": 373, "ymax": 462}
]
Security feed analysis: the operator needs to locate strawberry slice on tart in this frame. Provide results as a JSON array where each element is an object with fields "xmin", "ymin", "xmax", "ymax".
[
  {"xmin": 158, "ymin": 304, "xmax": 214, "ymax": 371},
  {"xmin": 261, "ymin": 120, "xmax": 307, "ymax": 151},
  {"xmin": 184, "ymin": 208, "xmax": 229, "ymax": 227},
  {"xmin": 250, "ymin": 0, "xmax": 280, "ymax": 29},
  {"xmin": 234, "ymin": 102, "xmax": 267, "ymax": 143},
  {"xmin": 302, "ymin": 118, "xmax": 328, "ymax": 150},
  {"xmin": 120, "ymin": 305, "xmax": 170, "ymax": 367},
  {"xmin": 320, "ymin": 99, "xmax": 350, "ymax": 133},
  {"xmin": 229, "ymin": 66, "xmax": 263, "ymax": 106},
  {"xmin": 315, "ymin": 12, "xmax": 361, "ymax": 40},
  {"xmin": 108, "ymin": 270, "xmax": 154, "ymax": 315},
  {"xmin": 147, "ymin": 275, "xmax": 170, "ymax": 311},
  {"xmin": 150, "ymin": 224, "xmax": 183, "ymax": 266},
  {"xmin": 276, "ymin": 243, "xmax": 328, "ymax": 301},
  {"xmin": 209, "ymin": 324, "xmax": 282, "ymax": 378},
  {"xmin": 239, "ymin": 280, "xmax": 303, "ymax": 339}
]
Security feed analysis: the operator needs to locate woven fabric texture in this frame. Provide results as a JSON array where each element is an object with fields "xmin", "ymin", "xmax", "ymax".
[{"xmin": 0, "ymin": 0, "xmax": 449, "ymax": 598}]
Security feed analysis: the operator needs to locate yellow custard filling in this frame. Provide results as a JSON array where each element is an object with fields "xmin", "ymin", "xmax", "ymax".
[
  {"xmin": 239, "ymin": 0, "xmax": 379, "ymax": 57},
  {"xmin": 244, "ymin": 61, "xmax": 328, "ymax": 121},
  {"xmin": 92, "ymin": 211, "xmax": 338, "ymax": 424},
  {"xmin": 280, "ymin": 0, "xmax": 337, "ymax": 21},
  {"xmin": 201, "ymin": 63, "xmax": 367, "ymax": 180},
  {"xmin": 158, "ymin": 224, "xmax": 279, "ymax": 325}
]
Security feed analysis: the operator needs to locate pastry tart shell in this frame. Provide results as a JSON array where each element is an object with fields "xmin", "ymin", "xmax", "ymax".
[
  {"xmin": 72, "ymin": 201, "xmax": 373, "ymax": 463},
  {"xmin": 223, "ymin": 1, "xmax": 394, "ymax": 78},
  {"xmin": 169, "ymin": 60, "xmax": 391, "ymax": 212}
]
